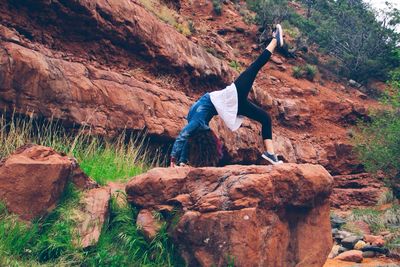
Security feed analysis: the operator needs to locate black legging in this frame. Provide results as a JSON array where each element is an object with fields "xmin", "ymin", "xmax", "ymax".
[{"xmin": 234, "ymin": 49, "xmax": 272, "ymax": 139}]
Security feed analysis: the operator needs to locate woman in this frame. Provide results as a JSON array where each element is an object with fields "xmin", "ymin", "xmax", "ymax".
[{"xmin": 170, "ymin": 24, "xmax": 284, "ymax": 167}]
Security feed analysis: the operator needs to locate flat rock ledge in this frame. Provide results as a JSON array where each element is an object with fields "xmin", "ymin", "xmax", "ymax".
[{"xmin": 126, "ymin": 164, "xmax": 334, "ymax": 267}]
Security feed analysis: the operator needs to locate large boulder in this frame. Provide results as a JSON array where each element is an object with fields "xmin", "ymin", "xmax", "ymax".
[
  {"xmin": 0, "ymin": 145, "xmax": 74, "ymax": 220},
  {"xmin": 126, "ymin": 164, "xmax": 334, "ymax": 267}
]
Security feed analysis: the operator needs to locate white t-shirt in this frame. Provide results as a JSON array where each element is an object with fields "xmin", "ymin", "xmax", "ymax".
[{"xmin": 209, "ymin": 83, "xmax": 244, "ymax": 131}]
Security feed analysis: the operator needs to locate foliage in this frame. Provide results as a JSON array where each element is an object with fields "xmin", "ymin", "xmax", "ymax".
[
  {"xmin": 353, "ymin": 70, "xmax": 400, "ymax": 198},
  {"xmin": 247, "ymin": 0, "xmax": 400, "ymax": 82},
  {"xmin": 212, "ymin": 0, "xmax": 222, "ymax": 16},
  {"xmin": 304, "ymin": 64, "xmax": 317, "ymax": 81},
  {"xmin": 292, "ymin": 66, "xmax": 303, "ymax": 79},
  {"xmin": 292, "ymin": 64, "xmax": 318, "ymax": 81},
  {"xmin": 229, "ymin": 60, "xmax": 241, "ymax": 72},
  {"xmin": 0, "ymin": 112, "xmax": 156, "ymax": 185}
]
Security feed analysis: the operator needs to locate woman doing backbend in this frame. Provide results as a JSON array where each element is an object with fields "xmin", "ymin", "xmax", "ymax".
[{"xmin": 170, "ymin": 24, "xmax": 285, "ymax": 167}]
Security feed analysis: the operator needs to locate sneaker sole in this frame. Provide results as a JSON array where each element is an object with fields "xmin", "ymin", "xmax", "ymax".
[
  {"xmin": 262, "ymin": 154, "xmax": 279, "ymax": 165},
  {"xmin": 276, "ymin": 24, "xmax": 284, "ymax": 47}
]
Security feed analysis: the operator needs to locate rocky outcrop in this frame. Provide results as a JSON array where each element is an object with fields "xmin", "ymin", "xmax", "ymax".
[
  {"xmin": 72, "ymin": 187, "xmax": 110, "ymax": 248},
  {"xmin": 0, "ymin": 145, "xmax": 74, "ymax": 220},
  {"xmin": 330, "ymin": 173, "xmax": 387, "ymax": 209},
  {"xmin": 126, "ymin": 164, "xmax": 334, "ymax": 267},
  {"xmin": 0, "ymin": 0, "xmax": 235, "ymax": 88}
]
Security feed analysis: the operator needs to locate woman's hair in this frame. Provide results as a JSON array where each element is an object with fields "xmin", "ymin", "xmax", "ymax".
[{"xmin": 187, "ymin": 129, "xmax": 222, "ymax": 167}]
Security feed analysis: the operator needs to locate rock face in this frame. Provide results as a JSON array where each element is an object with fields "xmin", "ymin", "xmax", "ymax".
[
  {"xmin": 330, "ymin": 173, "xmax": 387, "ymax": 209},
  {"xmin": 0, "ymin": 145, "xmax": 74, "ymax": 220},
  {"xmin": 72, "ymin": 187, "xmax": 110, "ymax": 248},
  {"xmin": 126, "ymin": 164, "xmax": 334, "ymax": 267}
]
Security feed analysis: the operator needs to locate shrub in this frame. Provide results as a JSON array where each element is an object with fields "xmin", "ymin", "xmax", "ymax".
[
  {"xmin": 292, "ymin": 66, "xmax": 303, "ymax": 79},
  {"xmin": 229, "ymin": 60, "xmax": 241, "ymax": 72},
  {"xmin": 304, "ymin": 64, "xmax": 317, "ymax": 81},
  {"xmin": 212, "ymin": 0, "xmax": 222, "ymax": 16},
  {"xmin": 353, "ymin": 69, "xmax": 400, "ymax": 198}
]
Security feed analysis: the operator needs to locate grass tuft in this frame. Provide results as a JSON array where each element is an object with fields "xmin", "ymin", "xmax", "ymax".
[{"xmin": 0, "ymin": 112, "xmax": 157, "ymax": 185}]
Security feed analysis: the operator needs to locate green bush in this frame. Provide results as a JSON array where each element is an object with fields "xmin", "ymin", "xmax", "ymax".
[
  {"xmin": 304, "ymin": 64, "xmax": 317, "ymax": 81},
  {"xmin": 353, "ymin": 70, "xmax": 400, "ymax": 198},
  {"xmin": 292, "ymin": 66, "xmax": 303, "ymax": 79},
  {"xmin": 212, "ymin": 0, "xmax": 222, "ymax": 16},
  {"xmin": 229, "ymin": 60, "xmax": 241, "ymax": 72}
]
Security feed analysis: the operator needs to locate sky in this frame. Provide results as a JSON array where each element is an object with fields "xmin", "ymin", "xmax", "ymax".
[{"xmin": 366, "ymin": 0, "xmax": 400, "ymax": 10}]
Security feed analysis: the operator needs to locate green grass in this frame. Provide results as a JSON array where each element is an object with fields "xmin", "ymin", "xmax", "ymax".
[
  {"xmin": 0, "ymin": 112, "xmax": 158, "ymax": 185},
  {"xmin": 0, "ymin": 186, "xmax": 183, "ymax": 266},
  {"xmin": 0, "ymin": 112, "xmax": 182, "ymax": 266}
]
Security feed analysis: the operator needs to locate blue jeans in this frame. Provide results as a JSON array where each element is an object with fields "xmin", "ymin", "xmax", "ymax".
[{"xmin": 171, "ymin": 93, "xmax": 217, "ymax": 163}]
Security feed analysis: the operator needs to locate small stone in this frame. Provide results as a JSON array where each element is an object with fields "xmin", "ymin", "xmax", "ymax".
[
  {"xmin": 354, "ymin": 240, "xmax": 367, "ymax": 250},
  {"xmin": 338, "ymin": 246, "xmax": 349, "ymax": 253},
  {"xmin": 362, "ymin": 251, "xmax": 375, "ymax": 258},
  {"xmin": 379, "ymin": 231, "xmax": 390, "ymax": 236},
  {"xmin": 332, "ymin": 228, "xmax": 339, "ymax": 236},
  {"xmin": 341, "ymin": 235, "xmax": 363, "ymax": 249},
  {"xmin": 328, "ymin": 244, "xmax": 340, "ymax": 259},
  {"xmin": 349, "ymin": 79, "xmax": 362, "ymax": 88},
  {"xmin": 335, "ymin": 250, "xmax": 363, "ymax": 263},
  {"xmin": 243, "ymin": 215, "xmax": 250, "ymax": 220},
  {"xmin": 364, "ymin": 235, "xmax": 385, "ymax": 247},
  {"xmin": 330, "ymin": 215, "xmax": 346, "ymax": 229},
  {"xmin": 361, "ymin": 245, "xmax": 389, "ymax": 255},
  {"xmin": 137, "ymin": 209, "xmax": 163, "ymax": 240}
]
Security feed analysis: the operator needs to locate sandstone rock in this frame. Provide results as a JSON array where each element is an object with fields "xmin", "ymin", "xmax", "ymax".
[
  {"xmin": 328, "ymin": 244, "xmax": 341, "ymax": 259},
  {"xmin": 273, "ymin": 135, "xmax": 297, "ymax": 163},
  {"xmin": 127, "ymin": 164, "xmax": 333, "ymax": 267},
  {"xmin": 293, "ymin": 142, "xmax": 318, "ymax": 164},
  {"xmin": 72, "ymin": 187, "xmax": 110, "ymax": 248},
  {"xmin": 364, "ymin": 235, "xmax": 385, "ymax": 247},
  {"xmin": 0, "ymin": 145, "xmax": 74, "ymax": 220},
  {"xmin": 136, "ymin": 209, "xmax": 163, "ymax": 240},
  {"xmin": 362, "ymin": 251, "xmax": 375, "ymax": 258},
  {"xmin": 330, "ymin": 173, "xmax": 386, "ymax": 208},
  {"xmin": 70, "ymin": 163, "xmax": 98, "ymax": 190},
  {"xmin": 341, "ymin": 236, "xmax": 363, "ymax": 249},
  {"xmin": 352, "ymin": 221, "xmax": 371, "ymax": 235},
  {"xmin": 2, "ymin": 0, "xmax": 234, "ymax": 87},
  {"xmin": 276, "ymin": 99, "xmax": 312, "ymax": 128},
  {"xmin": 335, "ymin": 250, "xmax": 363, "ymax": 263},
  {"xmin": 354, "ymin": 240, "xmax": 367, "ymax": 250}
]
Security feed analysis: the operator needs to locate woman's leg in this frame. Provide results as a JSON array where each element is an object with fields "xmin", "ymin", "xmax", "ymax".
[
  {"xmin": 238, "ymin": 101, "xmax": 277, "ymax": 155},
  {"xmin": 234, "ymin": 39, "xmax": 277, "ymax": 100}
]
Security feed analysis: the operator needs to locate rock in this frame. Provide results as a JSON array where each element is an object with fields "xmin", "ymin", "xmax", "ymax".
[
  {"xmin": 362, "ymin": 251, "xmax": 375, "ymax": 258},
  {"xmin": 361, "ymin": 245, "xmax": 389, "ymax": 255},
  {"xmin": 354, "ymin": 240, "xmax": 367, "ymax": 250},
  {"xmin": 349, "ymin": 79, "xmax": 362, "ymax": 88},
  {"xmin": 271, "ymin": 55, "xmax": 283, "ymax": 65},
  {"xmin": 321, "ymin": 98, "xmax": 370, "ymax": 125},
  {"xmin": 273, "ymin": 135, "xmax": 297, "ymax": 163},
  {"xmin": 72, "ymin": 187, "xmax": 110, "ymax": 248},
  {"xmin": 136, "ymin": 209, "xmax": 163, "ymax": 240},
  {"xmin": 294, "ymin": 142, "xmax": 318, "ymax": 164},
  {"xmin": 330, "ymin": 215, "xmax": 346, "ymax": 229},
  {"xmin": 2, "ymin": 0, "xmax": 234, "ymax": 87},
  {"xmin": 330, "ymin": 173, "xmax": 386, "ymax": 208},
  {"xmin": 353, "ymin": 221, "xmax": 371, "ymax": 235},
  {"xmin": 70, "ymin": 163, "xmax": 98, "ymax": 190},
  {"xmin": 276, "ymin": 99, "xmax": 312, "ymax": 128},
  {"xmin": 341, "ymin": 236, "xmax": 363, "ymax": 249},
  {"xmin": 107, "ymin": 181, "xmax": 127, "ymax": 206},
  {"xmin": 364, "ymin": 235, "xmax": 385, "ymax": 247},
  {"xmin": 335, "ymin": 250, "xmax": 363, "ymax": 263},
  {"xmin": 0, "ymin": 40, "xmax": 267, "ymax": 165},
  {"xmin": 127, "ymin": 164, "xmax": 334, "ymax": 267},
  {"xmin": 338, "ymin": 246, "xmax": 349, "ymax": 254},
  {"xmin": 328, "ymin": 244, "xmax": 341, "ymax": 259},
  {"xmin": 0, "ymin": 144, "xmax": 74, "ymax": 221}
]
